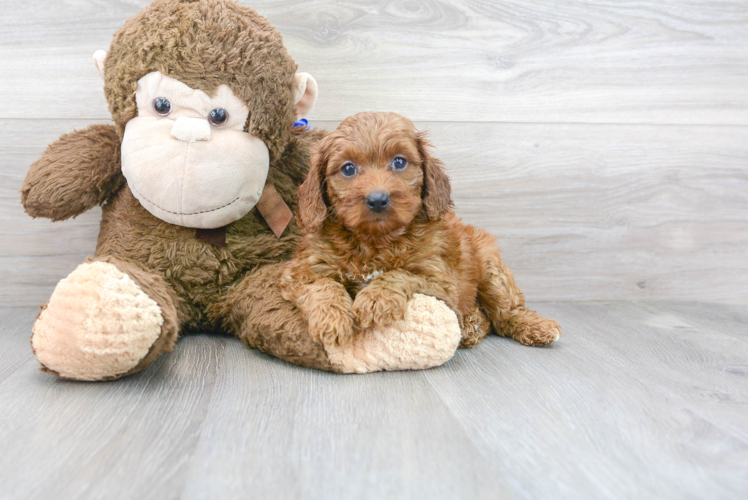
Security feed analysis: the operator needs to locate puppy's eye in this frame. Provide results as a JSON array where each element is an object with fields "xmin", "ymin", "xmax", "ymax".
[
  {"xmin": 392, "ymin": 157, "xmax": 407, "ymax": 171},
  {"xmin": 341, "ymin": 163, "xmax": 358, "ymax": 178},
  {"xmin": 209, "ymin": 108, "xmax": 228, "ymax": 126},
  {"xmin": 153, "ymin": 97, "xmax": 172, "ymax": 116}
]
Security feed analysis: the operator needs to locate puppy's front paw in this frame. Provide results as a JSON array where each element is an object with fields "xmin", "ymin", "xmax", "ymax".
[
  {"xmin": 353, "ymin": 286, "xmax": 408, "ymax": 329},
  {"xmin": 513, "ymin": 317, "xmax": 561, "ymax": 346},
  {"xmin": 307, "ymin": 304, "xmax": 357, "ymax": 346}
]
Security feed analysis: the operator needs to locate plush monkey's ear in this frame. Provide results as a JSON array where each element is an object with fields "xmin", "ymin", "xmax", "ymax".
[
  {"xmin": 293, "ymin": 73, "xmax": 318, "ymax": 119},
  {"xmin": 93, "ymin": 50, "xmax": 107, "ymax": 80},
  {"xmin": 417, "ymin": 131, "xmax": 453, "ymax": 220},
  {"xmin": 297, "ymin": 138, "xmax": 330, "ymax": 234}
]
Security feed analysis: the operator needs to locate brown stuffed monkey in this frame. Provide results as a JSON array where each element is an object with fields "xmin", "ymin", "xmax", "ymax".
[{"xmin": 21, "ymin": 0, "xmax": 463, "ymax": 381}]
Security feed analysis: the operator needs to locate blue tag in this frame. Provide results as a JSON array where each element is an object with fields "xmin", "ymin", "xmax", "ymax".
[{"xmin": 293, "ymin": 118, "xmax": 310, "ymax": 130}]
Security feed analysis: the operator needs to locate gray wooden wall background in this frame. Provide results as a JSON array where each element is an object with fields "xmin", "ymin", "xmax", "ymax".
[{"xmin": 1, "ymin": 0, "xmax": 746, "ymax": 306}]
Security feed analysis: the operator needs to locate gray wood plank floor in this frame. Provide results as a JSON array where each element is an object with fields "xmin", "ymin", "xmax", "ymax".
[
  {"xmin": 4, "ymin": 119, "xmax": 747, "ymax": 305},
  {"xmin": 1, "ymin": 1, "xmax": 747, "ymax": 498},
  {"xmin": 0, "ymin": 302, "xmax": 746, "ymax": 500},
  {"xmin": 2, "ymin": 1, "xmax": 747, "ymax": 124},
  {"xmin": 1, "ymin": 0, "xmax": 747, "ymax": 305}
]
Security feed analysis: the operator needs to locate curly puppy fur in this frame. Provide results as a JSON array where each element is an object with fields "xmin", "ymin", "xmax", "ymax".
[{"xmin": 281, "ymin": 112, "xmax": 561, "ymax": 349}]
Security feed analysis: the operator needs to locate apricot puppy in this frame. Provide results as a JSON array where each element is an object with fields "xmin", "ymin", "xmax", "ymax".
[{"xmin": 281, "ymin": 112, "xmax": 561, "ymax": 349}]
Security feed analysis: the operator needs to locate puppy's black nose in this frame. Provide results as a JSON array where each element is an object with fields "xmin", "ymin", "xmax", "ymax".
[{"xmin": 366, "ymin": 191, "xmax": 390, "ymax": 213}]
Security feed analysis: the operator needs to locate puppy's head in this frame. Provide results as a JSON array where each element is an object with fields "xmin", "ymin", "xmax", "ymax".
[{"xmin": 297, "ymin": 112, "xmax": 452, "ymax": 237}]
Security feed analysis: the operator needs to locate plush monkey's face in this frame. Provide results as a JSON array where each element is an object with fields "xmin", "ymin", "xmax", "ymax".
[
  {"xmin": 94, "ymin": 0, "xmax": 318, "ymax": 229},
  {"xmin": 121, "ymin": 71, "xmax": 268, "ymax": 228}
]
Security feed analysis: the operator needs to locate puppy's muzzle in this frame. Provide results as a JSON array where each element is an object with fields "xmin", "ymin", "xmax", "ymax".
[{"xmin": 366, "ymin": 191, "xmax": 390, "ymax": 213}]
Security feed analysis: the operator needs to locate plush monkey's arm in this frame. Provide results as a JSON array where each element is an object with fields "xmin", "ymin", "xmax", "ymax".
[{"xmin": 21, "ymin": 124, "xmax": 124, "ymax": 221}]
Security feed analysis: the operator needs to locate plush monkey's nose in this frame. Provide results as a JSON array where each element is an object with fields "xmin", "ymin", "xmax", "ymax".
[
  {"xmin": 366, "ymin": 191, "xmax": 390, "ymax": 213},
  {"xmin": 170, "ymin": 117, "xmax": 212, "ymax": 143}
]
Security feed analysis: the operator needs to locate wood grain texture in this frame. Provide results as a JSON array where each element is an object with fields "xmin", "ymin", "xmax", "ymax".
[
  {"xmin": 0, "ymin": 0, "xmax": 746, "ymax": 124},
  {"xmin": 425, "ymin": 300, "xmax": 748, "ymax": 499},
  {"xmin": 0, "ymin": 308, "xmax": 38, "ymax": 383},
  {"xmin": 3, "ymin": 118, "xmax": 746, "ymax": 305},
  {"xmin": 0, "ymin": 326, "xmax": 227, "ymax": 500},
  {"xmin": 0, "ymin": 302, "xmax": 746, "ymax": 499},
  {"xmin": 179, "ymin": 344, "xmax": 515, "ymax": 500},
  {"xmin": 2, "ymin": 2, "xmax": 747, "ymax": 499}
]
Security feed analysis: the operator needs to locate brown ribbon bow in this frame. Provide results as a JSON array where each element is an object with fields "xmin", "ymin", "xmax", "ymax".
[{"xmin": 195, "ymin": 183, "xmax": 293, "ymax": 247}]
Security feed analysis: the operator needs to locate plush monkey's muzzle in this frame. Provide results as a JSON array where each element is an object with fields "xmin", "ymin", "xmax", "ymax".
[{"xmin": 120, "ymin": 71, "xmax": 271, "ymax": 229}]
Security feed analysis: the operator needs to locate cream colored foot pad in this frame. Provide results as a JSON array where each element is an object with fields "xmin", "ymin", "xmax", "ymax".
[
  {"xmin": 31, "ymin": 261, "xmax": 163, "ymax": 380},
  {"xmin": 327, "ymin": 294, "xmax": 461, "ymax": 374}
]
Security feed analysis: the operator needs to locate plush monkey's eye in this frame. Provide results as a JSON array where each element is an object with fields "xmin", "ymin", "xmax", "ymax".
[
  {"xmin": 209, "ymin": 108, "xmax": 229, "ymax": 126},
  {"xmin": 341, "ymin": 163, "xmax": 358, "ymax": 178},
  {"xmin": 153, "ymin": 97, "xmax": 172, "ymax": 116},
  {"xmin": 392, "ymin": 157, "xmax": 407, "ymax": 171}
]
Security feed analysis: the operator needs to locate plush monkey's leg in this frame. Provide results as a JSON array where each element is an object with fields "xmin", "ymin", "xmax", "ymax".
[
  {"xmin": 31, "ymin": 257, "xmax": 181, "ymax": 381},
  {"xmin": 217, "ymin": 263, "xmax": 461, "ymax": 374},
  {"xmin": 216, "ymin": 263, "xmax": 334, "ymax": 371},
  {"xmin": 469, "ymin": 227, "xmax": 561, "ymax": 346}
]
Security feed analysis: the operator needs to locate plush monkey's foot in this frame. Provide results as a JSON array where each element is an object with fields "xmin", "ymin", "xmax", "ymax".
[
  {"xmin": 31, "ymin": 261, "xmax": 164, "ymax": 381},
  {"xmin": 326, "ymin": 294, "xmax": 461, "ymax": 373}
]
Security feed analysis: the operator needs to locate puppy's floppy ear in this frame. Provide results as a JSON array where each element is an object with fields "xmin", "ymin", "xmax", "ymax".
[
  {"xmin": 417, "ymin": 131, "xmax": 453, "ymax": 220},
  {"xmin": 297, "ymin": 137, "xmax": 330, "ymax": 234}
]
